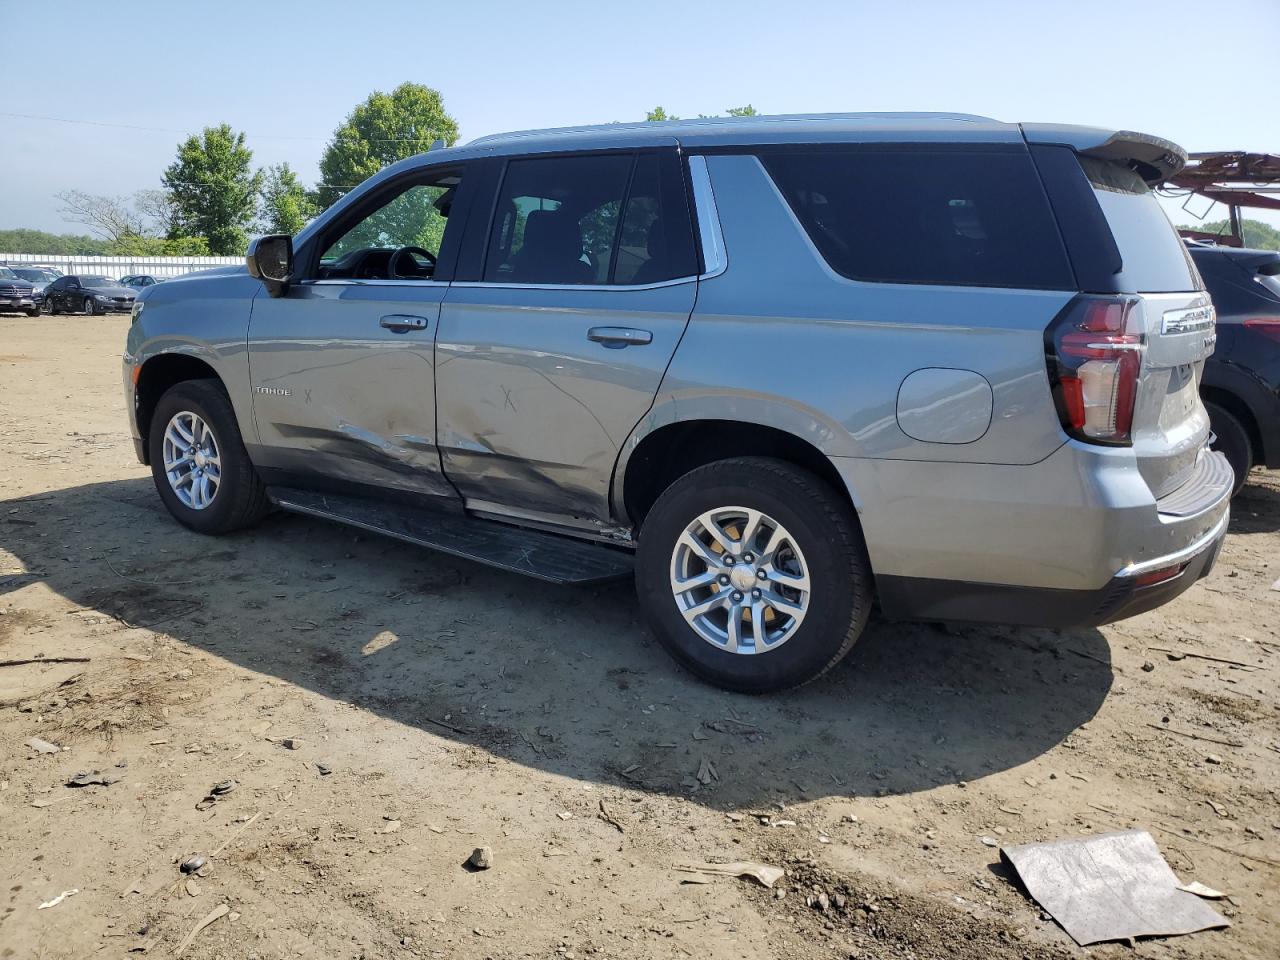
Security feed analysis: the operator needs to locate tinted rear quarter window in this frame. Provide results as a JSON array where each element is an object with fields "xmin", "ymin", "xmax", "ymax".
[{"xmin": 761, "ymin": 146, "xmax": 1074, "ymax": 289}]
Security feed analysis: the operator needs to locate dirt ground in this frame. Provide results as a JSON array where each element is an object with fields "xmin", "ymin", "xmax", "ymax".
[{"xmin": 1, "ymin": 315, "xmax": 1277, "ymax": 960}]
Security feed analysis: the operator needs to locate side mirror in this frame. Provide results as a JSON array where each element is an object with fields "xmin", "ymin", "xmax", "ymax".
[{"xmin": 246, "ymin": 235, "xmax": 293, "ymax": 297}]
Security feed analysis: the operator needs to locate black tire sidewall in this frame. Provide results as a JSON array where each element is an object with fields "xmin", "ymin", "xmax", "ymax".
[
  {"xmin": 1206, "ymin": 402, "xmax": 1251, "ymax": 497},
  {"xmin": 635, "ymin": 460, "xmax": 869, "ymax": 693},
  {"xmin": 148, "ymin": 382, "xmax": 253, "ymax": 534}
]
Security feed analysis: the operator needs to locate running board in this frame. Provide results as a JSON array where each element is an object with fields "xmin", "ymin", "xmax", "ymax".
[{"xmin": 268, "ymin": 487, "xmax": 633, "ymax": 585}]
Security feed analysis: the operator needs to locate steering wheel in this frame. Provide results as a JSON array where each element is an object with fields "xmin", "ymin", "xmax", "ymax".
[{"xmin": 387, "ymin": 245, "xmax": 436, "ymax": 279}]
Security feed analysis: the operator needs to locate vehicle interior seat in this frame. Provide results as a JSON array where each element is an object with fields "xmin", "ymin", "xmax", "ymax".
[
  {"xmin": 512, "ymin": 210, "xmax": 593, "ymax": 284},
  {"xmin": 631, "ymin": 217, "xmax": 671, "ymax": 284}
]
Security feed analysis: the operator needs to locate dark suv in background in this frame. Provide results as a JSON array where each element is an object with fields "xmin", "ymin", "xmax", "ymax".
[{"xmin": 1193, "ymin": 243, "xmax": 1280, "ymax": 495}]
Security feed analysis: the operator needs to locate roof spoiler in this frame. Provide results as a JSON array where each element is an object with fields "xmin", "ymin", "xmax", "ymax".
[{"xmin": 1021, "ymin": 124, "xmax": 1188, "ymax": 186}]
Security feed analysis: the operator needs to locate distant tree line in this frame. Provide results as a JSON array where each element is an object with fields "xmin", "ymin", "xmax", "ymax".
[{"xmin": 1179, "ymin": 218, "xmax": 1280, "ymax": 251}]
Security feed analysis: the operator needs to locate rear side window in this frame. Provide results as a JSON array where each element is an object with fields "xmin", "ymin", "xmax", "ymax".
[
  {"xmin": 1079, "ymin": 156, "xmax": 1196, "ymax": 293},
  {"xmin": 761, "ymin": 147, "xmax": 1074, "ymax": 289},
  {"xmin": 484, "ymin": 152, "xmax": 697, "ymax": 285}
]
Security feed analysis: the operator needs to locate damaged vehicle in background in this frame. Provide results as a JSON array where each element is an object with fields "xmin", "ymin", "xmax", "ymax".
[
  {"xmin": 44, "ymin": 275, "xmax": 136, "ymax": 316},
  {"xmin": 1190, "ymin": 242, "xmax": 1280, "ymax": 495},
  {"xmin": 123, "ymin": 113, "xmax": 1230, "ymax": 692}
]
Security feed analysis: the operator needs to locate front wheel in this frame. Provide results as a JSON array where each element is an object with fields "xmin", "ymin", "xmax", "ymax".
[
  {"xmin": 1206, "ymin": 401, "xmax": 1253, "ymax": 497},
  {"xmin": 635, "ymin": 457, "xmax": 873, "ymax": 693},
  {"xmin": 26, "ymin": 306, "xmax": 40, "ymax": 317},
  {"xmin": 81, "ymin": 297, "xmax": 97, "ymax": 316},
  {"xmin": 148, "ymin": 380, "xmax": 270, "ymax": 534}
]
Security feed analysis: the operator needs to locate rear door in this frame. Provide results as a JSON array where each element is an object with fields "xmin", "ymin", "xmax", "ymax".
[{"xmin": 436, "ymin": 146, "xmax": 699, "ymax": 528}]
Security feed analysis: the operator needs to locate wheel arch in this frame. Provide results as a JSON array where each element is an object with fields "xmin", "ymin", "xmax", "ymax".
[
  {"xmin": 1201, "ymin": 384, "xmax": 1263, "ymax": 468},
  {"xmin": 134, "ymin": 353, "xmax": 226, "ymax": 465},
  {"xmin": 617, "ymin": 417, "xmax": 860, "ymax": 528}
]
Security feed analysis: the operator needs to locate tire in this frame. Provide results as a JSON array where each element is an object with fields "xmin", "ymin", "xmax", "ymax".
[
  {"xmin": 26, "ymin": 307, "xmax": 40, "ymax": 317},
  {"xmin": 47, "ymin": 298, "xmax": 60, "ymax": 315},
  {"xmin": 82, "ymin": 297, "xmax": 97, "ymax": 316},
  {"xmin": 1206, "ymin": 401, "xmax": 1253, "ymax": 498},
  {"xmin": 148, "ymin": 379, "xmax": 271, "ymax": 535},
  {"xmin": 635, "ymin": 457, "xmax": 873, "ymax": 693}
]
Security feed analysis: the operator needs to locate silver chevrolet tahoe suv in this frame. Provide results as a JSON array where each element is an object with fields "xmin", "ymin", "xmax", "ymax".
[{"xmin": 124, "ymin": 113, "xmax": 1231, "ymax": 692}]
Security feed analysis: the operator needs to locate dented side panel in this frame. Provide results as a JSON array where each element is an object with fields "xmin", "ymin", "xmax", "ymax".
[
  {"xmin": 435, "ymin": 282, "xmax": 697, "ymax": 523},
  {"xmin": 245, "ymin": 281, "xmax": 456, "ymax": 500}
]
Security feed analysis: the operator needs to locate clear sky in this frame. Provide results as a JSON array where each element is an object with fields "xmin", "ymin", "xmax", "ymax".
[{"xmin": 2, "ymin": 0, "xmax": 1278, "ymax": 235}]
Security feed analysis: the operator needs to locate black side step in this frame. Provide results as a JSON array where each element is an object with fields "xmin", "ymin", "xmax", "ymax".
[{"xmin": 267, "ymin": 487, "xmax": 633, "ymax": 586}]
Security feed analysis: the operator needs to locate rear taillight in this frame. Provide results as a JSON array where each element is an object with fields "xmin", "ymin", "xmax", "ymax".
[
  {"xmin": 1045, "ymin": 295, "xmax": 1144, "ymax": 446},
  {"xmin": 1243, "ymin": 317, "xmax": 1280, "ymax": 343}
]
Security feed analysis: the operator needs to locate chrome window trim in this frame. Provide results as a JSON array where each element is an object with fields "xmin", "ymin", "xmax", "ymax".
[
  {"xmin": 302, "ymin": 278, "xmax": 447, "ymax": 288},
  {"xmin": 301, "ymin": 276, "xmax": 699, "ymax": 292},
  {"xmin": 687, "ymin": 155, "xmax": 727, "ymax": 279},
  {"xmin": 448, "ymin": 276, "xmax": 697, "ymax": 292}
]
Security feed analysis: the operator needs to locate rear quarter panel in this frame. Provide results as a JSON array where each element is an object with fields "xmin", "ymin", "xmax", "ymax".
[{"xmin": 625, "ymin": 153, "xmax": 1075, "ymax": 475}]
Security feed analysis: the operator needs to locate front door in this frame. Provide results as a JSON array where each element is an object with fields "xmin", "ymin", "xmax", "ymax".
[
  {"xmin": 246, "ymin": 166, "xmax": 470, "ymax": 501},
  {"xmin": 436, "ymin": 148, "xmax": 699, "ymax": 526}
]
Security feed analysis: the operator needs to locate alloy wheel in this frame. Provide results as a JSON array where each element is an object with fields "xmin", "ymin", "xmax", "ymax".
[
  {"xmin": 162, "ymin": 411, "xmax": 222, "ymax": 510},
  {"xmin": 669, "ymin": 506, "xmax": 811, "ymax": 654}
]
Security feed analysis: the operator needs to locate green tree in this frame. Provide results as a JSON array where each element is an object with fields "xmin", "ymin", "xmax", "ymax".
[
  {"xmin": 0, "ymin": 228, "xmax": 109, "ymax": 255},
  {"xmin": 725, "ymin": 105, "xmax": 759, "ymax": 117},
  {"xmin": 1178, "ymin": 217, "xmax": 1280, "ymax": 251},
  {"xmin": 317, "ymin": 83, "xmax": 459, "ymax": 210},
  {"xmin": 107, "ymin": 234, "xmax": 210, "ymax": 256},
  {"xmin": 645, "ymin": 106, "xmax": 679, "ymax": 121},
  {"xmin": 259, "ymin": 163, "xmax": 316, "ymax": 235},
  {"xmin": 162, "ymin": 124, "xmax": 262, "ymax": 255}
]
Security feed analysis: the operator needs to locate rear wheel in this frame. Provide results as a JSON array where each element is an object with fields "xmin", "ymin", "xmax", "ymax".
[
  {"xmin": 635, "ymin": 457, "xmax": 873, "ymax": 693},
  {"xmin": 1206, "ymin": 401, "xmax": 1253, "ymax": 497},
  {"xmin": 148, "ymin": 380, "xmax": 270, "ymax": 534}
]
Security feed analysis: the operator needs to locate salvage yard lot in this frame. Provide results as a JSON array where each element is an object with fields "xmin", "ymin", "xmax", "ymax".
[{"xmin": 1, "ymin": 315, "xmax": 1277, "ymax": 959}]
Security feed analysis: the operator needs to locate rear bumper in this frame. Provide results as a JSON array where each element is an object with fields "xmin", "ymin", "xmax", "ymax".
[
  {"xmin": 834, "ymin": 441, "xmax": 1233, "ymax": 627},
  {"xmin": 876, "ymin": 509, "xmax": 1227, "ymax": 627}
]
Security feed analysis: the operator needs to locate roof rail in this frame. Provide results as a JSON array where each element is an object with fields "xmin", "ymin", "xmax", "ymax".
[{"xmin": 468, "ymin": 111, "xmax": 998, "ymax": 146}]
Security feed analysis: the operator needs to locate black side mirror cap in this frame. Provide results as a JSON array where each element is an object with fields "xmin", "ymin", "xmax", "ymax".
[{"xmin": 246, "ymin": 235, "xmax": 293, "ymax": 297}]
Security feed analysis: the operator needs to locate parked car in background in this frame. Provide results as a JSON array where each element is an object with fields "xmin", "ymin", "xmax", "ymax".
[
  {"xmin": 0, "ymin": 265, "xmax": 38, "ymax": 316},
  {"xmin": 9, "ymin": 267, "xmax": 59, "ymax": 312},
  {"xmin": 44, "ymin": 275, "xmax": 136, "ymax": 316},
  {"xmin": 124, "ymin": 113, "xmax": 1230, "ymax": 691},
  {"xmin": 120, "ymin": 274, "xmax": 162, "ymax": 290},
  {"xmin": 1192, "ymin": 242, "xmax": 1280, "ymax": 495}
]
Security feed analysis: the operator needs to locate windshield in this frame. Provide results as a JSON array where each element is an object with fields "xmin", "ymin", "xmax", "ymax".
[
  {"xmin": 80, "ymin": 275, "xmax": 114, "ymax": 284},
  {"xmin": 13, "ymin": 269, "xmax": 50, "ymax": 282},
  {"xmin": 0, "ymin": 267, "xmax": 16, "ymax": 280}
]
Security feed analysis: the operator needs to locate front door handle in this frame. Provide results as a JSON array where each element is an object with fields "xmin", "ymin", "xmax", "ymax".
[
  {"xmin": 380, "ymin": 314, "xmax": 429, "ymax": 332},
  {"xmin": 587, "ymin": 326, "xmax": 652, "ymax": 348}
]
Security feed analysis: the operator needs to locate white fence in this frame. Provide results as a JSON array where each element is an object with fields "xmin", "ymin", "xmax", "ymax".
[{"xmin": 0, "ymin": 253, "xmax": 242, "ymax": 280}]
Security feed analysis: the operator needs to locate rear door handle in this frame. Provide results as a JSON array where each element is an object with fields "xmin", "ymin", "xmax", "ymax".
[
  {"xmin": 380, "ymin": 314, "xmax": 429, "ymax": 332},
  {"xmin": 587, "ymin": 326, "xmax": 652, "ymax": 348}
]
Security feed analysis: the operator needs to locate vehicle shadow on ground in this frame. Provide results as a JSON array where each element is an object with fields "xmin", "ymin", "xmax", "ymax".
[
  {"xmin": 2, "ymin": 477, "xmax": 1113, "ymax": 810},
  {"xmin": 1232, "ymin": 476, "xmax": 1280, "ymax": 535}
]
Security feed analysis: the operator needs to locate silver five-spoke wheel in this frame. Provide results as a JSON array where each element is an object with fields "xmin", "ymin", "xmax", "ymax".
[
  {"xmin": 670, "ymin": 506, "xmax": 810, "ymax": 654},
  {"xmin": 162, "ymin": 410, "xmax": 221, "ymax": 510}
]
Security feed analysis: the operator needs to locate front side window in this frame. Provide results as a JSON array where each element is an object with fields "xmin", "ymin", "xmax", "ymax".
[
  {"xmin": 483, "ymin": 152, "xmax": 697, "ymax": 286},
  {"xmin": 762, "ymin": 147, "xmax": 1075, "ymax": 290},
  {"xmin": 319, "ymin": 173, "xmax": 461, "ymax": 281}
]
